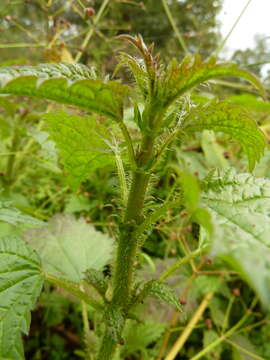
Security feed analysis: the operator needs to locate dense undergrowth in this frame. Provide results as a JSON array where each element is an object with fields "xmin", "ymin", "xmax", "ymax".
[{"xmin": 1, "ymin": 1, "xmax": 270, "ymax": 360}]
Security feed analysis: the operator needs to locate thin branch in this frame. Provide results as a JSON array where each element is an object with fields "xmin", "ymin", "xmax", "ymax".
[
  {"xmin": 75, "ymin": 0, "xmax": 110, "ymax": 62},
  {"xmin": 160, "ymin": 0, "xmax": 189, "ymax": 55},
  {"xmin": 165, "ymin": 291, "xmax": 214, "ymax": 360},
  {"xmin": 215, "ymin": 0, "xmax": 253, "ymax": 56}
]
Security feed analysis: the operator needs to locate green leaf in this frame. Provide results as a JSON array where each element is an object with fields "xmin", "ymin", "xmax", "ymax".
[
  {"xmin": 163, "ymin": 55, "xmax": 265, "ymax": 106},
  {"xmin": 43, "ymin": 111, "xmax": 114, "ymax": 189},
  {"xmin": 123, "ymin": 320, "xmax": 166, "ymax": 356},
  {"xmin": 0, "ymin": 237, "xmax": 43, "ymax": 360},
  {"xmin": 202, "ymin": 169, "xmax": 270, "ymax": 307},
  {"xmin": 178, "ymin": 171, "xmax": 200, "ymax": 212},
  {"xmin": 140, "ymin": 280, "xmax": 182, "ymax": 312},
  {"xmin": 23, "ymin": 214, "xmax": 114, "ymax": 283},
  {"xmin": 0, "ymin": 199, "xmax": 44, "ymax": 227},
  {"xmin": 201, "ymin": 130, "xmax": 229, "ymax": 168},
  {"xmin": 0, "ymin": 63, "xmax": 128, "ymax": 121},
  {"xmin": 183, "ymin": 101, "xmax": 266, "ymax": 170},
  {"xmin": 84, "ymin": 268, "xmax": 108, "ymax": 296},
  {"xmin": 192, "ymin": 207, "xmax": 213, "ymax": 236}
]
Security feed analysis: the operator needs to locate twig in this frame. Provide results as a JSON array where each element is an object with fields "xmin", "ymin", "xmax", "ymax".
[
  {"xmin": 160, "ymin": 0, "xmax": 189, "ymax": 55},
  {"xmin": 215, "ymin": 0, "xmax": 253, "ymax": 56},
  {"xmin": 165, "ymin": 291, "xmax": 214, "ymax": 360},
  {"xmin": 74, "ymin": 0, "xmax": 110, "ymax": 62}
]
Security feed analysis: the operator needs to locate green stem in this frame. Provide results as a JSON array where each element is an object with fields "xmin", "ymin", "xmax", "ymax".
[
  {"xmin": 159, "ymin": 248, "xmax": 203, "ymax": 282},
  {"xmin": 75, "ymin": 0, "xmax": 110, "ymax": 62},
  {"xmin": 189, "ymin": 297, "xmax": 258, "ymax": 360},
  {"xmin": 5, "ymin": 121, "xmax": 20, "ymax": 186},
  {"xmin": 215, "ymin": 0, "xmax": 252, "ymax": 56},
  {"xmin": 44, "ymin": 273, "xmax": 103, "ymax": 310},
  {"xmin": 97, "ymin": 135, "xmax": 155, "ymax": 359},
  {"xmin": 161, "ymin": 0, "xmax": 189, "ymax": 55}
]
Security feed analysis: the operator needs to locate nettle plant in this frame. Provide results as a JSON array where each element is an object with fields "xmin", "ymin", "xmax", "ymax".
[{"xmin": 0, "ymin": 35, "xmax": 270, "ymax": 360}]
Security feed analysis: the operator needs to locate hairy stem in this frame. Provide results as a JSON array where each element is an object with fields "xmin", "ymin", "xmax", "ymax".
[{"xmin": 97, "ymin": 135, "xmax": 155, "ymax": 359}]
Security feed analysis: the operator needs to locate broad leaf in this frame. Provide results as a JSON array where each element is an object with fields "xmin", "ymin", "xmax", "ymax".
[
  {"xmin": 0, "ymin": 199, "xmax": 44, "ymax": 227},
  {"xmin": 23, "ymin": 214, "xmax": 114, "ymax": 282},
  {"xmin": 162, "ymin": 55, "xmax": 265, "ymax": 106},
  {"xmin": 202, "ymin": 169, "xmax": 270, "ymax": 307},
  {"xmin": 0, "ymin": 237, "xmax": 43, "ymax": 360},
  {"xmin": 183, "ymin": 101, "xmax": 266, "ymax": 170},
  {"xmin": 43, "ymin": 111, "xmax": 114, "ymax": 189},
  {"xmin": 0, "ymin": 63, "xmax": 128, "ymax": 121}
]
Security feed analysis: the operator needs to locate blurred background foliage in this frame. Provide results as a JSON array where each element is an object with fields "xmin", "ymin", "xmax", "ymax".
[{"xmin": 1, "ymin": 0, "xmax": 270, "ymax": 359}]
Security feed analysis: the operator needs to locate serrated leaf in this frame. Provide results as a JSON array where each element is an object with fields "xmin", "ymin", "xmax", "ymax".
[
  {"xmin": 141, "ymin": 280, "xmax": 182, "ymax": 312},
  {"xmin": 202, "ymin": 169, "xmax": 270, "ymax": 307},
  {"xmin": 0, "ymin": 199, "xmax": 44, "ymax": 227},
  {"xmin": 0, "ymin": 63, "xmax": 128, "ymax": 121},
  {"xmin": 23, "ymin": 214, "xmax": 114, "ymax": 282},
  {"xmin": 183, "ymin": 101, "xmax": 266, "ymax": 170},
  {"xmin": 163, "ymin": 56, "xmax": 265, "ymax": 106},
  {"xmin": 84, "ymin": 268, "xmax": 108, "ymax": 296},
  {"xmin": 123, "ymin": 320, "xmax": 166, "ymax": 356},
  {"xmin": 43, "ymin": 111, "xmax": 114, "ymax": 189},
  {"xmin": 0, "ymin": 237, "xmax": 43, "ymax": 360}
]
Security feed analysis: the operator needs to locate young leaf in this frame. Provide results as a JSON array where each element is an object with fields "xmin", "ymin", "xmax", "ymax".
[
  {"xmin": 84, "ymin": 268, "xmax": 108, "ymax": 297},
  {"xmin": 23, "ymin": 214, "xmax": 114, "ymax": 283},
  {"xmin": 183, "ymin": 101, "xmax": 266, "ymax": 170},
  {"xmin": 163, "ymin": 55, "xmax": 265, "ymax": 106},
  {"xmin": 201, "ymin": 169, "xmax": 270, "ymax": 307},
  {"xmin": 0, "ymin": 237, "xmax": 43, "ymax": 360},
  {"xmin": 138, "ymin": 280, "xmax": 182, "ymax": 312},
  {"xmin": 43, "ymin": 111, "xmax": 114, "ymax": 189},
  {"xmin": 0, "ymin": 63, "xmax": 128, "ymax": 121}
]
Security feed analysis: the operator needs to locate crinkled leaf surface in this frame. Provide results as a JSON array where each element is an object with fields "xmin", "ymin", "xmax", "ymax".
[
  {"xmin": 142, "ymin": 280, "xmax": 182, "ymax": 312},
  {"xmin": 0, "ymin": 63, "xmax": 128, "ymax": 121},
  {"xmin": 202, "ymin": 169, "xmax": 270, "ymax": 307},
  {"xmin": 43, "ymin": 111, "xmax": 114, "ymax": 189},
  {"xmin": 0, "ymin": 199, "xmax": 44, "ymax": 227},
  {"xmin": 163, "ymin": 55, "xmax": 265, "ymax": 105},
  {"xmin": 0, "ymin": 237, "xmax": 43, "ymax": 360},
  {"xmin": 23, "ymin": 214, "xmax": 114, "ymax": 282},
  {"xmin": 183, "ymin": 101, "xmax": 266, "ymax": 170}
]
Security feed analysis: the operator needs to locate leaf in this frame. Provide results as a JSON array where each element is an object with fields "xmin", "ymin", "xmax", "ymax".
[
  {"xmin": 231, "ymin": 334, "xmax": 260, "ymax": 360},
  {"xmin": 43, "ymin": 111, "xmax": 114, "ymax": 189},
  {"xmin": 163, "ymin": 55, "xmax": 265, "ymax": 106},
  {"xmin": 123, "ymin": 320, "xmax": 166, "ymax": 356},
  {"xmin": 0, "ymin": 237, "xmax": 43, "ymax": 360},
  {"xmin": 140, "ymin": 280, "xmax": 182, "ymax": 312},
  {"xmin": 23, "ymin": 214, "xmax": 114, "ymax": 282},
  {"xmin": 201, "ymin": 130, "xmax": 229, "ymax": 168},
  {"xmin": 64, "ymin": 194, "xmax": 93, "ymax": 213},
  {"xmin": 84, "ymin": 268, "xmax": 108, "ymax": 296},
  {"xmin": 183, "ymin": 101, "xmax": 266, "ymax": 170},
  {"xmin": 0, "ymin": 199, "xmax": 44, "ymax": 227},
  {"xmin": 178, "ymin": 171, "xmax": 200, "ymax": 212},
  {"xmin": 0, "ymin": 63, "xmax": 128, "ymax": 121},
  {"xmin": 202, "ymin": 169, "xmax": 270, "ymax": 307}
]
